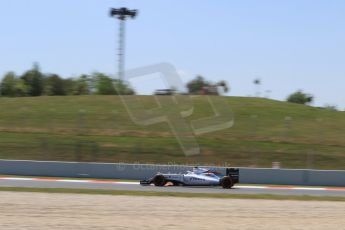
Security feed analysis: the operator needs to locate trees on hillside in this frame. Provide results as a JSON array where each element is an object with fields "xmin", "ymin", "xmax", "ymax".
[
  {"xmin": 73, "ymin": 75, "xmax": 91, "ymax": 95},
  {"xmin": 113, "ymin": 79, "xmax": 135, "ymax": 95},
  {"xmin": 217, "ymin": 80, "xmax": 229, "ymax": 93},
  {"xmin": 0, "ymin": 72, "xmax": 28, "ymax": 97},
  {"xmin": 20, "ymin": 63, "xmax": 44, "ymax": 96},
  {"xmin": 287, "ymin": 90, "xmax": 313, "ymax": 105},
  {"xmin": 43, "ymin": 74, "xmax": 66, "ymax": 96},
  {"xmin": 93, "ymin": 72, "xmax": 117, "ymax": 95},
  {"xmin": 186, "ymin": 75, "xmax": 209, "ymax": 94},
  {"xmin": 92, "ymin": 72, "xmax": 134, "ymax": 95},
  {"xmin": 186, "ymin": 75, "xmax": 229, "ymax": 95},
  {"xmin": 2, "ymin": 65, "xmax": 325, "ymax": 108},
  {"xmin": 0, "ymin": 64, "xmax": 135, "ymax": 97}
]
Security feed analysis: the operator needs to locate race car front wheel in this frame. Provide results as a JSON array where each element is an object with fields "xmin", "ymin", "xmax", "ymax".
[
  {"xmin": 220, "ymin": 176, "xmax": 234, "ymax": 189},
  {"xmin": 153, "ymin": 174, "xmax": 166, "ymax": 186}
]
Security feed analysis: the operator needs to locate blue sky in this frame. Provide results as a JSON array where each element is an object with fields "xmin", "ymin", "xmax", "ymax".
[{"xmin": 1, "ymin": 0, "xmax": 345, "ymax": 109}]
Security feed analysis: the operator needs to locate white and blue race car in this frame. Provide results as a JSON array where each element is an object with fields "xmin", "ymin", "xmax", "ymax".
[{"xmin": 140, "ymin": 167, "xmax": 239, "ymax": 189}]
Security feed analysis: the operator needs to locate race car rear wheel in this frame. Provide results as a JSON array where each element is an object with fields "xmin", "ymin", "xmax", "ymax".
[
  {"xmin": 220, "ymin": 176, "xmax": 234, "ymax": 189},
  {"xmin": 153, "ymin": 174, "xmax": 166, "ymax": 186}
]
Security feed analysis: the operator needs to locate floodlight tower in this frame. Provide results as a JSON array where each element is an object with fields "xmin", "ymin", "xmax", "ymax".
[{"xmin": 110, "ymin": 7, "xmax": 138, "ymax": 81}]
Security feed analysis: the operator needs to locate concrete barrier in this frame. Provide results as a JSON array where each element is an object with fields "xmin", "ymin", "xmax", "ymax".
[
  {"xmin": 0, "ymin": 160, "xmax": 197, "ymax": 180},
  {"xmin": 238, "ymin": 168, "xmax": 345, "ymax": 187},
  {"xmin": 239, "ymin": 168, "xmax": 308, "ymax": 185},
  {"xmin": 0, "ymin": 160, "xmax": 344, "ymax": 186}
]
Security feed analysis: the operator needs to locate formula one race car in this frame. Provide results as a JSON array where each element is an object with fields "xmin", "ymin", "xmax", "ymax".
[{"xmin": 140, "ymin": 167, "xmax": 239, "ymax": 189}]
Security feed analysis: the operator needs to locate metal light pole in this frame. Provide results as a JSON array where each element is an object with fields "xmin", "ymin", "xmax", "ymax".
[{"xmin": 110, "ymin": 7, "xmax": 138, "ymax": 81}]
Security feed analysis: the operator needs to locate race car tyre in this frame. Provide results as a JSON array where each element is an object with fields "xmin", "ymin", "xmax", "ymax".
[
  {"xmin": 153, "ymin": 174, "xmax": 166, "ymax": 186},
  {"xmin": 220, "ymin": 176, "xmax": 234, "ymax": 189}
]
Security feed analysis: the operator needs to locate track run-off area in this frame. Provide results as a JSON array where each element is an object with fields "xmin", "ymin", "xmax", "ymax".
[{"xmin": 0, "ymin": 176, "xmax": 344, "ymax": 197}]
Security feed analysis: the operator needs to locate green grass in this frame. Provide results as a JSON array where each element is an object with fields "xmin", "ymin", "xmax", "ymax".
[
  {"xmin": 0, "ymin": 187, "xmax": 344, "ymax": 201},
  {"xmin": 0, "ymin": 95, "xmax": 344, "ymax": 169}
]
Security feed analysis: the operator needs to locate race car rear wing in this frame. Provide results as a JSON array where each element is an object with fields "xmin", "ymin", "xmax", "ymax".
[{"xmin": 226, "ymin": 168, "xmax": 239, "ymax": 184}]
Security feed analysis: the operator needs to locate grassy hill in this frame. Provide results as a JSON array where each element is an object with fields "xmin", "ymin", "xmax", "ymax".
[{"xmin": 0, "ymin": 95, "xmax": 344, "ymax": 169}]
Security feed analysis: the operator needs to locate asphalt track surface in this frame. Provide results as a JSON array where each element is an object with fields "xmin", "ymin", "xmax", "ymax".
[{"xmin": 0, "ymin": 177, "xmax": 344, "ymax": 197}]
